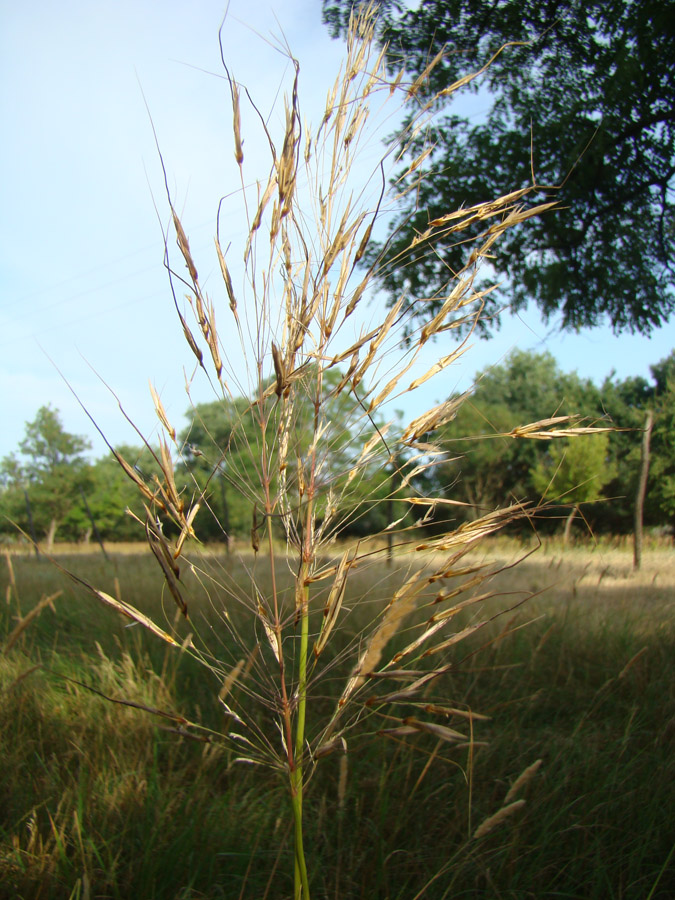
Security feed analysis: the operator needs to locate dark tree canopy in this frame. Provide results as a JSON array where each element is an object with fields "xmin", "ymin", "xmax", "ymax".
[{"xmin": 323, "ymin": 0, "xmax": 675, "ymax": 335}]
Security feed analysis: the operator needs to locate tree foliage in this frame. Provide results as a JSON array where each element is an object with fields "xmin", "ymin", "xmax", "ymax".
[
  {"xmin": 645, "ymin": 352, "xmax": 675, "ymax": 524},
  {"xmin": 431, "ymin": 349, "xmax": 675, "ymax": 537},
  {"xmin": 179, "ymin": 370, "xmax": 395, "ymax": 543},
  {"xmin": 0, "ymin": 406, "xmax": 166, "ymax": 545},
  {"xmin": 323, "ymin": 0, "xmax": 675, "ymax": 335},
  {"xmin": 433, "ymin": 350, "xmax": 605, "ymax": 518},
  {"xmin": 532, "ymin": 432, "xmax": 614, "ymax": 540},
  {"xmin": 0, "ymin": 406, "xmax": 91, "ymax": 547},
  {"xmin": 80, "ymin": 447, "xmax": 165, "ymax": 542},
  {"xmin": 2, "ymin": 353, "xmax": 673, "ymax": 546},
  {"xmin": 594, "ymin": 350, "xmax": 675, "ymax": 532}
]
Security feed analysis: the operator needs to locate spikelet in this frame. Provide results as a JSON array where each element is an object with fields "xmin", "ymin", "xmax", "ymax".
[
  {"xmin": 504, "ymin": 759, "xmax": 543, "ymax": 804},
  {"xmin": 473, "ymin": 800, "xmax": 526, "ymax": 839}
]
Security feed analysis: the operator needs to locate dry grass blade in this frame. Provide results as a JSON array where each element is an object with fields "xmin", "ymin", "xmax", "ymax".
[
  {"xmin": 149, "ymin": 381, "xmax": 176, "ymax": 440},
  {"xmin": 94, "ymin": 589, "xmax": 180, "ymax": 645},
  {"xmin": 389, "ymin": 619, "xmax": 446, "ymax": 664},
  {"xmin": 402, "ymin": 717, "xmax": 467, "ymax": 743},
  {"xmin": 145, "ymin": 524, "xmax": 188, "ymax": 617},
  {"xmin": 4, "ymin": 592, "xmax": 61, "ymax": 653},
  {"xmin": 18, "ymin": 538, "xmax": 182, "ymax": 647},
  {"xmin": 422, "ymin": 620, "xmax": 487, "ymax": 657},
  {"xmin": 95, "ymin": 583, "xmax": 180, "ymax": 646},
  {"xmin": 423, "ymin": 187, "xmax": 531, "ymax": 232},
  {"xmin": 258, "ymin": 603, "xmax": 281, "ymax": 665},
  {"xmin": 436, "ymin": 39, "xmax": 532, "ymax": 101},
  {"xmin": 177, "ymin": 308, "xmax": 206, "ymax": 368},
  {"xmin": 504, "ymin": 416, "xmax": 615, "ymax": 440},
  {"xmin": 112, "ymin": 447, "xmax": 158, "ymax": 505},
  {"xmin": 271, "ymin": 341, "xmax": 285, "ymax": 397},
  {"xmin": 377, "ymin": 725, "xmax": 419, "ymax": 738},
  {"xmin": 174, "ymin": 502, "xmax": 201, "ymax": 559},
  {"xmin": 423, "ymin": 704, "xmax": 490, "ymax": 722},
  {"xmin": 215, "ymin": 236, "xmax": 238, "ymax": 318},
  {"xmin": 337, "ymin": 572, "xmax": 427, "ymax": 708},
  {"xmin": 367, "ymin": 686, "xmax": 423, "ymax": 704},
  {"xmin": 408, "ymin": 347, "xmax": 468, "ymax": 391}
]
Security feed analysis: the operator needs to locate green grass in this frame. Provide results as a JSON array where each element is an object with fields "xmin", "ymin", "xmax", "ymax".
[{"xmin": 1, "ymin": 544, "xmax": 674, "ymax": 899}]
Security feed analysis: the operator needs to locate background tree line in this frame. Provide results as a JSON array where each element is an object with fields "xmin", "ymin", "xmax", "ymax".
[
  {"xmin": 5, "ymin": 0, "xmax": 671, "ymax": 549},
  {"xmin": 1, "ymin": 350, "xmax": 673, "ymax": 548},
  {"xmin": 428, "ymin": 349, "xmax": 675, "ymax": 540}
]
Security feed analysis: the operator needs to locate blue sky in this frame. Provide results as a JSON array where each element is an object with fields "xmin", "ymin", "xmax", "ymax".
[{"xmin": 1, "ymin": 0, "xmax": 673, "ymax": 461}]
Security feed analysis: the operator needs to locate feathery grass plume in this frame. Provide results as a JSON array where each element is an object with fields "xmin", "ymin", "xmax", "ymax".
[
  {"xmin": 473, "ymin": 799, "xmax": 527, "ymax": 840},
  {"xmin": 504, "ymin": 758, "xmax": 543, "ymax": 805},
  {"xmin": 57, "ymin": 5, "xmax": 613, "ymax": 897}
]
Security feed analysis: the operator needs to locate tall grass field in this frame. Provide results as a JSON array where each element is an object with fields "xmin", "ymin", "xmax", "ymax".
[{"xmin": 1, "ymin": 541, "xmax": 674, "ymax": 899}]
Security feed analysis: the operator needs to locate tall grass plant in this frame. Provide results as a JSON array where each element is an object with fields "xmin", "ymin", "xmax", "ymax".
[{"xmin": 4, "ymin": 7, "xmax": 622, "ymax": 897}]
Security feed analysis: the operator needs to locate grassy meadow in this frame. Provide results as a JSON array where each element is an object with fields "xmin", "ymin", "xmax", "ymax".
[{"xmin": 1, "ymin": 539, "xmax": 674, "ymax": 900}]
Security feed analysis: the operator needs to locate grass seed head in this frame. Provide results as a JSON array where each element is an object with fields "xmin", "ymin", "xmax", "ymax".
[{"xmin": 473, "ymin": 800, "xmax": 527, "ymax": 840}]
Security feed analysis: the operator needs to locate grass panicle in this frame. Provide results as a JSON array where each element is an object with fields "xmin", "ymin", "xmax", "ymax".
[{"xmin": 13, "ymin": 6, "xmax": 625, "ymax": 899}]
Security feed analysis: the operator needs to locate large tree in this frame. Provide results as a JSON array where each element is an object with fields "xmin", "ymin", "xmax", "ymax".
[
  {"xmin": 596, "ymin": 351, "xmax": 675, "ymax": 534},
  {"xmin": 431, "ymin": 349, "xmax": 675, "ymax": 536},
  {"xmin": 644, "ymin": 351, "xmax": 675, "ymax": 527},
  {"xmin": 532, "ymin": 432, "xmax": 614, "ymax": 542},
  {"xmin": 0, "ymin": 406, "xmax": 91, "ymax": 549},
  {"xmin": 323, "ymin": 0, "xmax": 675, "ymax": 335},
  {"xmin": 431, "ymin": 350, "xmax": 608, "ymax": 524}
]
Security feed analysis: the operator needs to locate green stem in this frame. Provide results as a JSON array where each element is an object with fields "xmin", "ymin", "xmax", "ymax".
[
  {"xmin": 292, "ymin": 365, "xmax": 321, "ymax": 900},
  {"xmin": 292, "ymin": 578, "xmax": 311, "ymax": 899}
]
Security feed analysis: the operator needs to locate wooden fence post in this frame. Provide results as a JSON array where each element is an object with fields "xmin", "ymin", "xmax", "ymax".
[{"xmin": 633, "ymin": 409, "xmax": 654, "ymax": 571}]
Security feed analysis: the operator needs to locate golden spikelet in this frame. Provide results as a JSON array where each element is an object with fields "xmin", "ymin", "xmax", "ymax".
[
  {"xmin": 219, "ymin": 659, "xmax": 245, "ymax": 702},
  {"xmin": 171, "ymin": 209, "xmax": 198, "ymax": 283},
  {"xmin": 473, "ymin": 800, "xmax": 526, "ymax": 840},
  {"xmin": 231, "ymin": 80, "xmax": 244, "ymax": 165},
  {"xmin": 149, "ymin": 381, "xmax": 176, "ymax": 441},
  {"xmin": 504, "ymin": 759, "xmax": 543, "ymax": 804}
]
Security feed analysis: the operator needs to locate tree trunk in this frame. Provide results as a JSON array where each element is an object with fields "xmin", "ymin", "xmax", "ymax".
[
  {"xmin": 563, "ymin": 505, "xmax": 578, "ymax": 545},
  {"xmin": 633, "ymin": 409, "xmax": 654, "ymax": 571},
  {"xmin": 79, "ymin": 486, "xmax": 108, "ymax": 559},
  {"xmin": 45, "ymin": 518, "xmax": 58, "ymax": 553},
  {"xmin": 23, "ymin": 490, "xmax": 40, "ymax": 557}
]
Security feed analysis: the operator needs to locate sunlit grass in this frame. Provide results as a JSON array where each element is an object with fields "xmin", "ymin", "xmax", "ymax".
[{"xmin": 1, "ymin": 544, "xmax": 674, "ymax": 899}]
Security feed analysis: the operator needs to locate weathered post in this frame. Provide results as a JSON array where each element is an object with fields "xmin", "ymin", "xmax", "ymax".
[{"xmin": 633, "ymin": 409, "xmax": 654, "ymax": 571}]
